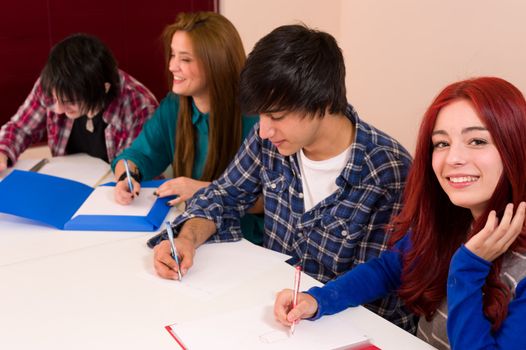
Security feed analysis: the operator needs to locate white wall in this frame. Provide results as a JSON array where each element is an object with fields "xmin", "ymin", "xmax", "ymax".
[
  {"xmin": 222, "ymin": 0, "xmax": 526, "ymax": 152},
  {"xmin": 220, "ymin": 0, "xmax": 341, "ymax": 53}
]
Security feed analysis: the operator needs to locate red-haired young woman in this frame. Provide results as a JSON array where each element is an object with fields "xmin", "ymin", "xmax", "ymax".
[{"xmin": 274, "ymin": 77, "xmax": 526, "ymax": 350}]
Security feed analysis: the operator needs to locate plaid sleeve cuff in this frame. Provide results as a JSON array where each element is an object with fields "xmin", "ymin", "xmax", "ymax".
[{"xmin": 146, "ymin": 230, "xmax": 168, "ymax": 248}]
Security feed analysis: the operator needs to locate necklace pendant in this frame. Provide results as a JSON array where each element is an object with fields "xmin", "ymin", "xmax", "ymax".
[{"xmin": 86, "ymin": 118, "xmax": 94, "ymax": 133}]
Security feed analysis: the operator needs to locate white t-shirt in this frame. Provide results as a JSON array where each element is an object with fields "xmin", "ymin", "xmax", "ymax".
[{"xmin": 297, "ymin": 146, "xmax": 351, "ymax": 211}]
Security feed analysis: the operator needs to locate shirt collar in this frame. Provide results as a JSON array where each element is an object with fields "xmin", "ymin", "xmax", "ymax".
[
  {"xmin": 191, "ymin": 99, "xmax": 210, "ymax": 125},
  {"xmin": 338, "ymin": 104, "xmax": 364, "ymax": 186}
]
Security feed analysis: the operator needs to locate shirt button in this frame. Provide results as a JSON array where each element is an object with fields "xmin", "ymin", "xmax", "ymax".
[
  {"xmin": 270, "ymin": 183, "xmax": 277, "ymax": 189},
  {"xmin": 298, "ymin": 193, "xmax": 304, "ymax": 198},
  {"xmin": 341, "ymin": 230, "xmax": 348, "ymax": 237}
]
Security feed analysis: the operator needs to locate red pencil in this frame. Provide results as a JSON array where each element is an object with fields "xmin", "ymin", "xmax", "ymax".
[{"xmin": 290, "ymin": 265, "xmax": 302, "ymax": 335}]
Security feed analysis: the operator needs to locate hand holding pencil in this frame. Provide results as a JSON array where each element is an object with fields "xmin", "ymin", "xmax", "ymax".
[
  {"xmin": 290, "ymin": 265, "xmax": 302, "ymax": 335},
  {"xmin": 153, "ymin": 232, "xmax": 196, "ymax": 281},
  {"xmin": 273, "ymin": 267, "xmax": 319, "ymax": 330},
  {"xmin": 114, "ymin": 159, "xmax": 141, "ymax": 205},
  {"xmin": 165, "ymin": 221, "xmax": 183, "ymax": 281}
]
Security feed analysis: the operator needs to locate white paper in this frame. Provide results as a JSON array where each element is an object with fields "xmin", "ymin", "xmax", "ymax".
[
  {"xmin": 169, "ymin": 304, "xmax": 369, "ymax": 349},
  {"xmin": 40, "ymin": 153, "xmax": 111, "ymax": 186},
  {"xmin": 72, "ymin": 186, "xmax": 157, "ymax": 217},
  {"xmin": 141, "ymin": 240, "xmax": 290, "ymax": 300}
]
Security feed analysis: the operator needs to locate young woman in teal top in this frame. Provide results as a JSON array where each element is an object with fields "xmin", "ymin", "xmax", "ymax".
[{"xmin": 112, "ymin": 12, "xmax": 263, "ymax": 244}]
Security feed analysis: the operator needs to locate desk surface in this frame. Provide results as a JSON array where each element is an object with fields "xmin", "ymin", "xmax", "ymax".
[
  {"xmin": 0, "ymin": 236, "xmax": 434, "ymax": 350},
  {"xmin": 0, "ymin": 154, "xmax": 435, "ymax": 350}
]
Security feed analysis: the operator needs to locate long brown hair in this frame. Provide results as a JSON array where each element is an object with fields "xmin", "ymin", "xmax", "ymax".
[
  {"xmin": 391, "ymin": 77, "xmax": 526, "ymax": 330},
  {"xmin": 162, "ymin": 12, "xmax": 245, "ymax": 180}
]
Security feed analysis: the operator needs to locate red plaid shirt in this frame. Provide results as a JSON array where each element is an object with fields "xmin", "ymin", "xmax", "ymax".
[{"xmin": 0, "ymin": 70, "xmax": 158, "ymax": 164}]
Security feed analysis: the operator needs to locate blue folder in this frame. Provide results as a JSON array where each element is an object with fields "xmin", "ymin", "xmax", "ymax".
[{"xmin": 0, "ymin": 170, "xmax": 173, "ymax": 231}]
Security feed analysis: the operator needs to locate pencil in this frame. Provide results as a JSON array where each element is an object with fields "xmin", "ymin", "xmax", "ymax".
[{"xmin": 290, "ymin": 265, "xmax": 302, "ymax": 335}]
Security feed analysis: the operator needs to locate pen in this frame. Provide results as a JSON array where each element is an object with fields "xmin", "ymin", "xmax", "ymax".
[
  {"xmin": 165, "ymin": 221, "xmax": 183, "ymax": 281},
  {"xmin": 290, "ymin": 265, "xmax": 302, "ymax": 335},
  {"xmin": 122, "ymin": 159, "xmax": 134, "ymax": 193},
  {"xmin": 28, "ymin": 158, "xmax": 49, "ymax": 173}
]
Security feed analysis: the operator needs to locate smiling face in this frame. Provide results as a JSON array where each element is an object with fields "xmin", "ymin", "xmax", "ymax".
[
  {"xmin": 52, "ymin": 83, "xmax": 109, "ymax": 119},
  {"xmin": 431, "ymin": 99, "xmax": 503, "ymax": 219},
  {"xmin": 168, "ymin": 31, "xmax": 208, "ymax": 110},
  {"xmin": 51, "ymin": 91, "xmax": 85, "ymax": 119}
]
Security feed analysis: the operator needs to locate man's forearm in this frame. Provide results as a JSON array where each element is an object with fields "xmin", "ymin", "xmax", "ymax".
[{"xmin": 178, "ymin": 217, "xmax": 217, "ymax": 248}]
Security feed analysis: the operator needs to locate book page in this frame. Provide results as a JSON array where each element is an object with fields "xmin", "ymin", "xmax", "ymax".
[{"xmin": 72, "ymin": 186, "xmax": 158, "ymax": 217}]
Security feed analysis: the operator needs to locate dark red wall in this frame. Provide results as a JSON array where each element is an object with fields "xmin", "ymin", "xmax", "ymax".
[{"xmin": 0, "ymin": 0, "xmax": 217, "ymax": 125}]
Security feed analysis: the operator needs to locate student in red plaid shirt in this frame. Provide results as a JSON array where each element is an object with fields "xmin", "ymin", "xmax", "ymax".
[{"xmin": 0, "ymin": 33, "xmax": 158, "ymax": 171}]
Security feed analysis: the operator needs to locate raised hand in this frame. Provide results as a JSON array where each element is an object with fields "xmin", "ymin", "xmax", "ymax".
[{"xmin": 465, "ymin": 202, "xmax": 526, "ymax": 262}]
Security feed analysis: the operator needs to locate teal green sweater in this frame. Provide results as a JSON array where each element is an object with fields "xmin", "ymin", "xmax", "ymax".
[{"xmin": 113, "ymin": 92, "xmax": 263, "ymax": 244}]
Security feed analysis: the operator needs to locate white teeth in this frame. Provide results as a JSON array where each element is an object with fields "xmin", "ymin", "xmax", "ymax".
[
  {"xmin": 449, "ymin": 176, "xmax": 478, "ymax": 183},
  {"xmin": 173, "ymin": 76, "xmax": 183, "ymax": 81}
]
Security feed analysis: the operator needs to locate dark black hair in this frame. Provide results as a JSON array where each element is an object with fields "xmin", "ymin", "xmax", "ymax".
[
  {"xmin": 40, "ymin": 33, "xmax": 120, "ymax": 114},
  {"xmin": 240, "ymin": 24, "xmax": 347, "ymax": 117}
]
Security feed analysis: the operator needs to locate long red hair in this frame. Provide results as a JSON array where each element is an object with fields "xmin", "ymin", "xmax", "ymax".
[{"xmin": 391, "ymin": 77, "xmax": 526, "ymax": 330}]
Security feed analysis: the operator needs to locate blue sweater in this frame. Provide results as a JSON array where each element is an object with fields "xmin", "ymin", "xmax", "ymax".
[{"xmin": 306, "ymin": 235, "xmax": 526, "ymax": 349}]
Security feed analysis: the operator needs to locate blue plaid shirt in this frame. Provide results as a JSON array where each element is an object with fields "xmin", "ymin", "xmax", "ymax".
[{"xmin": 165, "ymin": 105, "xmax": 415, "ymax": 331}]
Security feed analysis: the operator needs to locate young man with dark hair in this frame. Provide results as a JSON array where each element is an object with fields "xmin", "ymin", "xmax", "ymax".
[
  {"xmin": 0, "ymin": 33, "xmax": 158, "ymax": 170},
  {"xmin": 151, "ymin": 25, "xmax": 415, "ymax": 332}
]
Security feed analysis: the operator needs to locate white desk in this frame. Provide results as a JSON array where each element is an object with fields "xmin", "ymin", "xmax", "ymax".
[
  {"xmin": 0, "ymin": 236, "xmax": 434, "ymax": 350},
  {"xmin": 0, "ymin": 154, "xmax": 435, "ymax": 349},
  {"xmin": 0, "ymin": 204, "xmax": 181, "ymax": 268}
]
